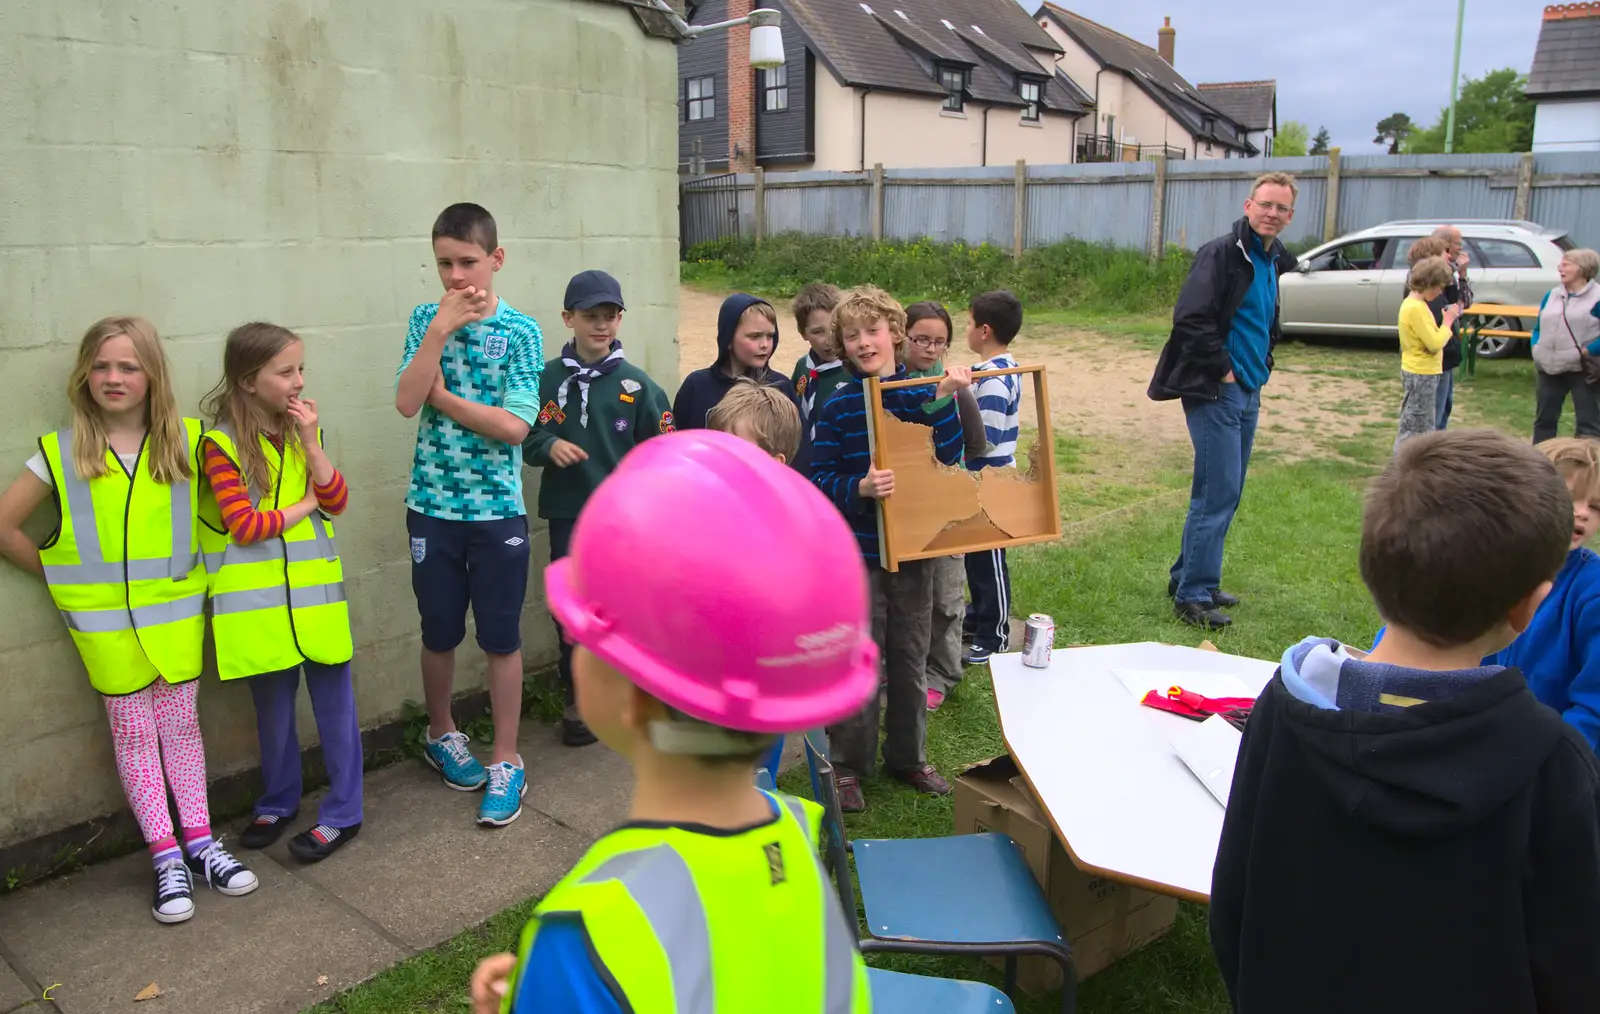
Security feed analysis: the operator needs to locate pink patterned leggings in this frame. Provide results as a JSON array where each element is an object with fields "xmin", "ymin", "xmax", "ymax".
[{"xmin": 103, "ymin": 679, "xmax": 211, "ymax": 845}]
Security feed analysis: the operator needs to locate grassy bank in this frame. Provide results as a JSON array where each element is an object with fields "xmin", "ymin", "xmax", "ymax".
[{"xmin": 682, "ymin": 234, "xmax": 1193, "ymax": 317}]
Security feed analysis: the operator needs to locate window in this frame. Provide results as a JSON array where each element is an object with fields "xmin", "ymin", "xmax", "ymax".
[
  {"xmin": 939, "ymin": 66, "xmax": 966, "ymax": 112},
  {"xmin": 1019, "ymin": 78, "xmax": 1041, "ymax": 122},
  {"xmin": 1310, "ymin": 240, "xmax": 1384, "ymax": 272},
  {"xmin": 685, "ymin": 76, "xmax": 715, "ymax": 122},
  {"xmin": 763, "ymin": 64, "xmax": 788, "ymax": 112},
  {"xmin": 1471, "ymin": 238, "xmax": 1539, "ymax": 269}
]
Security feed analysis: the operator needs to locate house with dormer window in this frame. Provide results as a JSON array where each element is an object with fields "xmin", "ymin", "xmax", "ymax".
[{"xmin": 677, "ymin": 0, "xmax": 1090, "ymax": 173}]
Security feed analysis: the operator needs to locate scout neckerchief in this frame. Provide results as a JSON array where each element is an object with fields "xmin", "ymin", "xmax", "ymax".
[
  {"xmin": 557, "ymin": 340, "xmax": 625, "ymax": 427},
  {"xmin": 800, "ymin": 352, "xmax": 844, "ymax": 428}
]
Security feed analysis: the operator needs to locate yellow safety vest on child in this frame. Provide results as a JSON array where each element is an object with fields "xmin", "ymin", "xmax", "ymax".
[
  {"xmin": 199, "ymin": 424, "xmax": 352, "ymax": 680},
  {"xmin": 37, "ymin": 419, "xmax": 208, "ymax": 696},
  {"xmin": 505, "ymin": 791, "xmax": 871, "ymax": 1013}
]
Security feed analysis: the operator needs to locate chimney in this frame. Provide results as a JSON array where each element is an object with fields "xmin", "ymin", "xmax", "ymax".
[
  {"xmin": 1157, "ymin": 16, "xmax": 1175, "ymax": 65},
  {"xmin": 725, "ymin": 0, "xmax": 757, "ymax": 173}
]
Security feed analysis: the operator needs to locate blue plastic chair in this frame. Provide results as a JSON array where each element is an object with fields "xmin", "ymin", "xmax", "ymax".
[
  {"xmin": 868, "ymin": 967, "xmax": 1015, "ymax": 1013},
  {"xmin": 803, "ymin": 730, "xmax": 1077, "ymax": 1013}
]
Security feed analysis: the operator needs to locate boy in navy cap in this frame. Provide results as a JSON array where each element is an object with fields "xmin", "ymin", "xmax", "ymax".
[{"xmin": 524, "ymin": 270, "xmax": 674, "ymax": 745}]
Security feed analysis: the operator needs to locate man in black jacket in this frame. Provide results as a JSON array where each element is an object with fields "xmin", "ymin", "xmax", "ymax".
[
  {"xmin": 1148, "ymin": 172, "xmax": 1299, "ymax": 628},
  {"xmin": 1432, "ymin": 224, "xmax": 1474, "ymax": 429},
  {"xmin": 1211, "ymin": 430, "xmax": 1600, "ymax": 1014}
]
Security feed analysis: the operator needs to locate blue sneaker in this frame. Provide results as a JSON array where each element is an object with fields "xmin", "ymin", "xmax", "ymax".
[
  {"xmin": 423, "ymin": 731, "xmax": 488, "ymax": 791},
  {"xmin": 478, "ymin": 760, "xmax": 527, "ymax": 827}
]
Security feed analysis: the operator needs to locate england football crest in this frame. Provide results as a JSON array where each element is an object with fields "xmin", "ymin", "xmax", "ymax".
[
  {"xmin": 482, "ymin": 332, "xmax": 509, "ymax": 361},
  {"xmin": 410, "ymin": 537, "xmax": 427, "ymax": 564}
]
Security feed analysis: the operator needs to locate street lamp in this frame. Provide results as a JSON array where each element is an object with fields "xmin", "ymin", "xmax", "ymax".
[{"xmin": 646, "ymin": 1, "xmax": 785, "ymax": 69}]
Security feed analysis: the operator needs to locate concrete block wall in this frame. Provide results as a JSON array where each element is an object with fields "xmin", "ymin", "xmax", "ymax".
[{"xmin": 0, "ymin": 0, "xmax": 681, "ymax": 849}]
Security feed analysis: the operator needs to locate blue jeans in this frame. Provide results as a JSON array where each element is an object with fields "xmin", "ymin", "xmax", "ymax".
[
  {"xmin": 1170, "ymin": 382, "xmax": 1260, "ymax": 605},
  {"xmin": 1435, "ymin": 368, "xmax": 1454, "ymax": 430}
]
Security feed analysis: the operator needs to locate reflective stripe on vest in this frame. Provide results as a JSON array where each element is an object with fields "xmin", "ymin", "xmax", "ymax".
[
  {"xmin": 202, "ymin": 515, "xmax": 338, "ymax": 572},
  {"xmin": 512, "ymin": 791, "xmax": 868, "ymax": 1014},
  {"xmin": 211, "ymin": 581, "xmax": 348, "ymax": 615},
  {"xmin": 37, "ymin": 422, "xmax": 207, "ymax": 694}
]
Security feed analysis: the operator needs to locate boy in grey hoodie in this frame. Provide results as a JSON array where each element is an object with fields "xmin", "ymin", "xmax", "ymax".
[{"xmin": 1212, "ymin": 429, "xmax": 1600, "ymax": 1014}]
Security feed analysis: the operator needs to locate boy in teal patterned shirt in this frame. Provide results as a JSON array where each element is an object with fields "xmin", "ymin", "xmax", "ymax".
[{"xmin": 395, "ymin": 203, "xmax": 543, "ymax": 827}]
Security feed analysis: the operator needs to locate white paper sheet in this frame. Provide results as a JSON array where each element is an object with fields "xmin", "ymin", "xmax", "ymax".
[
  {"xmin": 1171, "ymin": 714, "xmax": 1243, "ymax": 806},
  {"xmin": 1111, "ymin": 668, "xmax": 1254, "ymax": 704}
]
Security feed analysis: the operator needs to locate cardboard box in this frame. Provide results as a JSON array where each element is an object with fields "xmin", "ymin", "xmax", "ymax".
[{"xmin": 953, "ymin": 754, "xmax": 1180, "ymax": 993}]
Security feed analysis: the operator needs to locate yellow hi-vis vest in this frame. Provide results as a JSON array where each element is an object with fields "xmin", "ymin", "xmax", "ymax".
[
  {"xmin": 198, "ymin": 424, "xmax": 352, "ymax": 680},
  {"xmin": 37, "ymin": 420, "xmax": 207, "ymax": 696},
  {"xmin": 504, "ymin": 790, "xmax": 872, "ymax": 1014}
]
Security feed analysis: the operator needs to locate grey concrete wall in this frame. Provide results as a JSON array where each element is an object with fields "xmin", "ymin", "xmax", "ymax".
[{"xmin": 0, "ymin": 0, "xmax": 681, "ymax": 848}]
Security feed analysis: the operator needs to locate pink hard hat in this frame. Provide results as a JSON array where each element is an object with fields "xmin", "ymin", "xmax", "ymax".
[{"xmin": 545, "ymin": 429, "xmax": 879, "ymax": 734}]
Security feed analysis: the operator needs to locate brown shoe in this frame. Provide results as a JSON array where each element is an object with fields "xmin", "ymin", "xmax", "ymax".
[
  {"xmin": 892, "ymin": 763, "xmax": 952, "ymax": 796},
  {"xmin": 836, "ymin": 776, "xmax": 866, "ymax": 813}
]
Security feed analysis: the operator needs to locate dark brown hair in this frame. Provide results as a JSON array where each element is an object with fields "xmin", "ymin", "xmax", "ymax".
[
  {"xmin": 792, "ymin": 282, "xmax": 842, "ymax": 332},
  {"xmin": 432, "ymin": 202, "xmax": 498, "ymax": 254},
  {"xmin": 969, "ymin": 290, "xmax": 1023, "ymax": 345},
  {"xmin": 1361, "ymin": 430, "xmax": 1571, "ymax": 647},
  {"xmin": 905, "ymin": 300, "xmax": 954, "ymax": 344}
]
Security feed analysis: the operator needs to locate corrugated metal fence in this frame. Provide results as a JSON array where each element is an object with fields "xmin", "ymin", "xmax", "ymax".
[{"xmin": 681, "ymin": 152, "xmax": 1600, "ymax": 256}]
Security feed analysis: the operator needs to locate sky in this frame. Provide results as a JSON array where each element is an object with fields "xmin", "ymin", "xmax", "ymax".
[{"xmin": 1014, "ymin": 0, "xmax": 1548, "ymax": 152}]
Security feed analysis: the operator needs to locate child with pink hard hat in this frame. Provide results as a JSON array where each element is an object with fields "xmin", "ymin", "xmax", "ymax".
[{"xmin": 471, "ymin": 429, "xmax": 876, "ymax": 1013}]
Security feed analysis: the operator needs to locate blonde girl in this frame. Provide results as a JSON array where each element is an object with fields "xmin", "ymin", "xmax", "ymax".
[
  {"xmin": 0, "ymin": 317, "xmax": 257, "ymax": 924},
  {"xmin": 198, "ymin": 322, "xmax": 362, "ymax": 863}
]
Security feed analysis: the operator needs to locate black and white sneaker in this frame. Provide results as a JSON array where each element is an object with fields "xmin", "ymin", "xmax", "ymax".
[
  {"xmin": 152, "ymin": 857, "xmax": 196, "ymax": 924},
  {"xmin": 187, "ymin": 840, "xmax": 260, "ymax": 896}
]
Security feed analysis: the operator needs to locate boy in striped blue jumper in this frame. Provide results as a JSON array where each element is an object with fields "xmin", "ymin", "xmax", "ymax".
[
  {"xmin": 810, "ymin": 286, "xmax": 972, "ymax": 812},
  {"xmin": 963, "ymin": 290, "xmax": 1024, "ymax": 665}
]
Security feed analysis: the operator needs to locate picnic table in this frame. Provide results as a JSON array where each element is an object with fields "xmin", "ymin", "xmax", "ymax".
[{"xmin": 1459, "ymin": 303, "xmax": 1540, "ymax": 375}]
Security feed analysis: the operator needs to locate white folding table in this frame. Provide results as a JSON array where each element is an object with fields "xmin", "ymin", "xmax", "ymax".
[{"xmin": 989, "ymin": 642, "xmax": 1278, "ymax": 903}]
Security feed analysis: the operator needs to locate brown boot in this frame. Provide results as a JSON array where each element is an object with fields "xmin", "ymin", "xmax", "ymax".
[{"xmin": 892, "ymin": 764, "xmax": 951, "ymax": 796}]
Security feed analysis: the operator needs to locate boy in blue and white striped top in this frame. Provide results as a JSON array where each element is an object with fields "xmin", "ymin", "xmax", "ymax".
[{"xmin": 962, "ymin": 290, "xmax": 1025, "ymax": 665}]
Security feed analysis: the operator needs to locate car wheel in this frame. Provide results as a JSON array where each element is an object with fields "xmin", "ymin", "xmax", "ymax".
[{"xmin": 1477, "ymin": 316, "xmax": 1523, "ymax": 360}]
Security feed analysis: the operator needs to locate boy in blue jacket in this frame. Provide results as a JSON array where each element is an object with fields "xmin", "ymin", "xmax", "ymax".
[
  {"xmin": 1487, "ymin": 437, "xmax": 1600, "ymax": 750},
  {"xmin": 809, "ymin": 285, "xmax": 972, "ymax": 812}
]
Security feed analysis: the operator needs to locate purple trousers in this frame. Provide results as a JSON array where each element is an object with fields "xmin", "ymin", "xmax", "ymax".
[{"xmin": 247, "ymin": 660, "xmax": 364, "ymax": 827}]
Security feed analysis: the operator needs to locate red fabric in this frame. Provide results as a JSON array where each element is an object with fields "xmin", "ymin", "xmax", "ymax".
[
  {"xmin": 202, "ymin": 436, "xmax": 348, "ymax": 546},
  {"xmin": 1140, "ymin": 686, "xmax": 1257, "ymax": 723}
]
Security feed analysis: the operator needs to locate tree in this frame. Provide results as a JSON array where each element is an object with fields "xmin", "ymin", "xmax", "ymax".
[
  {"xmin": 1309, "ymin": 126, "xmax": 1332, "ymax": 155},
  {"xmin": 1374, "ymin": 112, "xmax": 1414, "ymax": 154},
  {"xmin": 1405, "ymin": 68, "xmax": 1534, "ymax": 154},
  {"xmin": 1274, "ymin": 121, "xmax": 1309, "ymax": 157}
]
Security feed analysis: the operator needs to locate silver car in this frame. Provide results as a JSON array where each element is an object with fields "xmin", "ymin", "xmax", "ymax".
[{"xmin": 1279, "ymin": 220, "xmax": 1572, "ymax": 358}]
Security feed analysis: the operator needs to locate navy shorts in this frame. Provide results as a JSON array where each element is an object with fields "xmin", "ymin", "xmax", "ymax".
[{"xmin": 406, "ymin": 510, "xmax": 531, "ymax": 655}]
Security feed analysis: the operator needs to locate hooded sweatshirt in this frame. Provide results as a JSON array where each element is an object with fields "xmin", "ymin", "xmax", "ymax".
[
  {"xmin": 672, "ymin": 294, "xmax": 798, "ymax": 431},
  {"xmin": 1212, "ymin": 636, "xmax": 1600, "ymax": 1014}
]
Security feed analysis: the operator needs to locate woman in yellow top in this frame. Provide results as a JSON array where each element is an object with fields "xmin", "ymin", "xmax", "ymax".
[{"xmin": 1395, "ymin": 256, "xmax": 1462, "ymax": 451}]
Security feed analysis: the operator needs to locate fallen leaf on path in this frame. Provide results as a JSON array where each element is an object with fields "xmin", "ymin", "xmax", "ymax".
[
  {"xmin": 316, "ymin": 975, "xmax": 329, "ymax": 986},
  {"xmin": 134, "ymin": 983, "xmax": 162, "ymax": 1001}
]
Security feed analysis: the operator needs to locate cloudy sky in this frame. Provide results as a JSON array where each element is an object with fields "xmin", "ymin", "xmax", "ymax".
[{"xmin": 1014, "ymin": 0, "xmax": 1547, "ymax": 152}]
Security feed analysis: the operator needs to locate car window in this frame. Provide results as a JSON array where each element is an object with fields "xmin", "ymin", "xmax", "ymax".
[
  {"xmin": 1470, "ymin": 238, "xmax": 1539, "ymax": 269},
  {"xmin": 1308, "ymin": 240, "xmax": 1384, "ymax": 271},
  {"xmin": 1381, "ymin": 236, "xmax": 1426, "ymax": 268}
]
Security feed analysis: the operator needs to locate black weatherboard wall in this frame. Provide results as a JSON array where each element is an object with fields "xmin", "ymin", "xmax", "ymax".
[
  {"xmin": 679, "ymin": 0, "xmax": 729, "ymax": 171},
  {"xmin": 755, "ymin": 11, "xmax": 813, "ymax": 165}
]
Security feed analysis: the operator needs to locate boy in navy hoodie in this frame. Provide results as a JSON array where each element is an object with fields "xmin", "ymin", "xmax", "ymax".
[
  {"xmin": 1212, "ymin": 429, "xmax": 1600, "ymax": 1014},
  {"xmin": 809, "ymin": 286, "xmax": 972, "ymax": 812},
  {"xmin": 673, "ymin": 294, "xmax": 796, "ymax": 430},
  {"xmin": 1486, "ymin": 437, "xmax": 1600, "ymax": 750}
]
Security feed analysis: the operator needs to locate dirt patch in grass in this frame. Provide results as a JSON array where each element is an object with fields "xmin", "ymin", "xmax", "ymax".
[{"xmin": 676, "ymin": 286, "xmax": 1390, "ymax": 462}]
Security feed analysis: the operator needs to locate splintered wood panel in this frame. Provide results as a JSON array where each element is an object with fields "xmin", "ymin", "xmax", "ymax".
[{"xmin": 867, "ymin": 366, "xmax": 1063, "ymax": 572}]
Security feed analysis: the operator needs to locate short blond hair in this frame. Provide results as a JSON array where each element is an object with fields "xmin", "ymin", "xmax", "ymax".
[
  {"xmin": 1564, "ymin": 249, "xmax": 1600, "ymax": 283},
  {"xmin": 1407, "ymin": 256, "xmax": 1453, "ymax": 293},
  {"xmin": 707, "ymin": 378, "xmax": 802, "ymax": 462},
  {"xmin": 1538, "ymin": 437, "xmax": 1600, "ymax": 504},
  {"xmin": 828, "ymin": 285, "xmax": 907, "ymax": 362},
  {"xmin": 1406, "ymin": 236, "xmax": 1450, "ymax": 265},
  {"xmin": 1250, "ymin": 171, "xmax": 1298, "ymax": 202}
]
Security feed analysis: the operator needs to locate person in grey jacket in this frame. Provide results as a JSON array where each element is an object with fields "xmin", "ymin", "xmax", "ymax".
[{"xmin": 1532, "ymin": 248, "xmax": 1600, "ymax": 444}]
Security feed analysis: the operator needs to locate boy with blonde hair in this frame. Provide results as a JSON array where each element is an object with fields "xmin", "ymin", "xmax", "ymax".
[
  {"xmin": 708, "ymin": 376, "xmax": 803, "ymax": 464},
  {"xmin": 809, "ymin": 285, "xmax": 973, "ymax": 810},
  {"xmin": 1394, "ymin": 256, "xmax": 1461, "ymax": 450}
]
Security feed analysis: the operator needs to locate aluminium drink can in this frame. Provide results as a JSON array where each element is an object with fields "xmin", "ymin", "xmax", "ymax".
[{"xmin": 1021, "ymin": 613, "xmax": 1055, "ymax": 668}]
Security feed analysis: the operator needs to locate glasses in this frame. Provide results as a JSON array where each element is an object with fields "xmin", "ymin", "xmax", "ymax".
[
  {"xmin": 909, "ymin": 336, "xmax": 949, "ymax": 350},
  {"xmin": 1250, "ymin": 200, "xmax": 1295, "ymax": 216}
]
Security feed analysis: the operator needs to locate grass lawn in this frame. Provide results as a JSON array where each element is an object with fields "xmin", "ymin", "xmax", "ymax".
[{"xmin": 307, "ymin": 330, "xmax": 1542, "ymax": 1014}]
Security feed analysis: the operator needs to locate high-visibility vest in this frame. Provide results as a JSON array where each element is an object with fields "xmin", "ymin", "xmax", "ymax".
[
  {"xmin": 504, "ymin": 790, "xmax": 872, "ymax": 1014},
  {"xmin": 198, "ymin": 424, "xmax": 352, "ymax": 680},
  {"xmin": 37, "ymin": 420, "xmax": 207, "ymax": 696}
]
